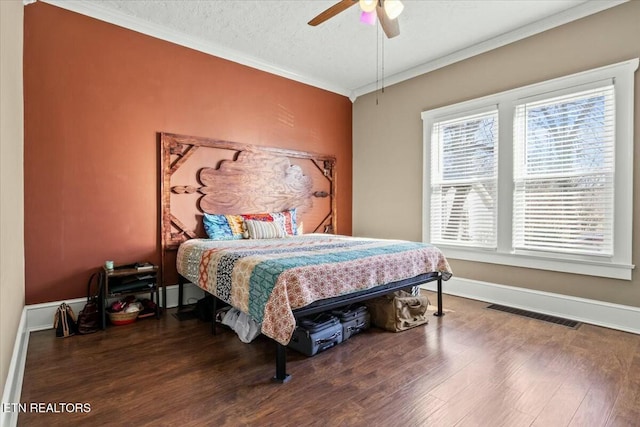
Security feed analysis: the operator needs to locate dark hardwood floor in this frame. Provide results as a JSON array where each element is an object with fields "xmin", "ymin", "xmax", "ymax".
[{"xmin": 19, "ymin": 292, "xmax": 640, "ymax": 426}]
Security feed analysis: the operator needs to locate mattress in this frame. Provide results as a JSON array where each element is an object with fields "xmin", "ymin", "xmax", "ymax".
[{"xmin": 177, "ymin": 234, "xmax": 452, "ymax": 344}]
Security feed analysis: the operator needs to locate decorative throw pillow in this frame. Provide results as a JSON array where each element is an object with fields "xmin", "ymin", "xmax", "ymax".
[
  {"xmin": 278, "ymin": 208, "xmax": 298, "ymax": 235},
  {"xmin": 245, "ymin": 219, "xmax": 286, "ymax": 239},
  {"xmin": 241, "ymin": 208, "xmax": 298, "ymax": 236},
  {"xmin": 203, "ymin": 213, "xmax": 245, "ymax": 240}
]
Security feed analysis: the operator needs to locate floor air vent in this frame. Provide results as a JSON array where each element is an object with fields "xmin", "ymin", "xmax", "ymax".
[{"xmin": 487, "ymin": 304, "xmax": 581, "ymax": 329}]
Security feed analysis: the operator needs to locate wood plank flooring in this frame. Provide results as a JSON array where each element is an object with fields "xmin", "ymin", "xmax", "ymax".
[{"xmin": 18, "ymin": 292, "xmax": 640, "ymax": 426}]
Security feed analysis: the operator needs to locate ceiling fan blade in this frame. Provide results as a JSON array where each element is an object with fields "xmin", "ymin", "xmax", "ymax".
[
  {"xmin": 308, "ymin": 0, "xmax": 357, "ymax": 26},
  {"xmin": 376, "ymin": 3, "xmax": 400, "ymax": 38}
]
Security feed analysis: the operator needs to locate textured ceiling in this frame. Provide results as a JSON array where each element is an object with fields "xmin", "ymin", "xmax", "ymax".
[{"xmin": 42, "ymin": 0, "xmax": 624, "ymax": 99}]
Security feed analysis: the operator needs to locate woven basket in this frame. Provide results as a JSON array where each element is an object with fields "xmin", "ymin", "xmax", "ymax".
[{"xmin": 108, "ymin": 309, "xmax": 140, "ymax": 326}]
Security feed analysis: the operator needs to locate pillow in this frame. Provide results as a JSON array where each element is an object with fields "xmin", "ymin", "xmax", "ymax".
[
  {"xmin": 241, "ymin": 208, "xmax": 298, "ymax": 236},
  {"xmin": 245, "ymin": 219, "xmax": 286, "ymax": 239},
  {"xmin": 283, "ymin": 208, "xmax": 298, "ymax": 235},
  {"xmin": 202, "ymin": 213, "xmax": 245, "ymax": 240}
]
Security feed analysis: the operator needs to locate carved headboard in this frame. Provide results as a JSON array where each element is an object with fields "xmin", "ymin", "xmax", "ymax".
[{"xmin": 160, "ymin": 132, "xmax": 337, "ymax": 285}]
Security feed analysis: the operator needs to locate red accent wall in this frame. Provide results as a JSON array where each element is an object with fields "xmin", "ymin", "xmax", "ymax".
[{"xmin": 23, "ymin": 3, "xmax": 353, "ymax": 304}]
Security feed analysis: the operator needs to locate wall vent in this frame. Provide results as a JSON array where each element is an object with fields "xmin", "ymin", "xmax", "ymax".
[{"xmin": 487, "ymin": 304, "xmax": 581, "ymax": 329}]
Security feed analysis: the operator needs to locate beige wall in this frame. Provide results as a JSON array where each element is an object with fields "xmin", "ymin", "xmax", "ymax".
[
  {"xmin": 0, "ymin": 0, "xmax": 26, "ymax": 393},
  {"xmin": 353, "ymin": 1, "xmax": 640, "ymax": 307}
]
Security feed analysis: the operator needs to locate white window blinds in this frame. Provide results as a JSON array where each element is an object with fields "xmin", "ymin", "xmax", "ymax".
[
  {"xmin": 513, "ymin": 85, "xmax": 615, "ymax": 256},
  {"xmin": 430, "ymin": 109, "xmax": 498, "ymax": 248}
]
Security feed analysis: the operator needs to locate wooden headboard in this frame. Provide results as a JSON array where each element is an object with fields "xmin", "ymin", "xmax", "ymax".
[{"xmin": 160, "ymin": 132, "xmax": 337, "ymax": 285}]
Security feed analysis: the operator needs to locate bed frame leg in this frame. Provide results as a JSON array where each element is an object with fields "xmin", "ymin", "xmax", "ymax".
[
  {"xmin": 272, "ymin": 343, "xmax": 291, "ymax": 383},
  {"xmin": 177, "ymin": 276, "xmax": 185, "ymax": 310},
  {"xmin": 434, "ymin": 275, "xmax": 444, "ymax": 317},
  {"xmin": 211, "ymin": 296, "xmax": 217, "ymax": 335}
]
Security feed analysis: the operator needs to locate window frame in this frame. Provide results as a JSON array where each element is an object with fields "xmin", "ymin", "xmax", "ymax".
[{"xmin": 421, "ymin": 59, "xmax": 638, "ymax": 280}]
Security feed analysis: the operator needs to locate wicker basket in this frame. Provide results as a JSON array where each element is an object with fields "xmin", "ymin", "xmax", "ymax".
[{"xmin": 108, "ymin": 309, "xmax": 140, "ymax": 326}]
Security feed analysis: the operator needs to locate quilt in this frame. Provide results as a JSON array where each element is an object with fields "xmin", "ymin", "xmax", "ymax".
[{"xmin": 177, "ymin": 234, "xmax": 452, "ymax": 345}]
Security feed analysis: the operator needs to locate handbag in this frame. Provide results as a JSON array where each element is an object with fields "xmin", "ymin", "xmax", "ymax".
[
  {"xmin": 365, "ymin": 290, "xmax": 430, "ymax": 332},
  {"xmin": 53, "ymin": 303, "xmax": 78, "ymax": 337},
  {"xmin": 77, "ymin": 272, "xmax": 101, "ymax": 334}
]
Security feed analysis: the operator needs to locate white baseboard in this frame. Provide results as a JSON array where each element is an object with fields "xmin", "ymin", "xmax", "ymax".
[
  {"xmin": 1, "ymin": 308, "xmax": 28, "ymax": 427},
  {"xmin": 26, "ymin": 298, "xmax": 87, "ymax": 333},
  {"xmin": 160, "ymin": 282, "xmax": 205, "ymax": 309},
  {"xmin": 421, "ymin": 276, "xmax": 640, "ymax": 335}
]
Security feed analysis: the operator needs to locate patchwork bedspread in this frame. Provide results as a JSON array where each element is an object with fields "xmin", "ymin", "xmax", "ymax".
[{"xmin": 177, "ymin": 234, "xmax": 452, "ymax": 345}]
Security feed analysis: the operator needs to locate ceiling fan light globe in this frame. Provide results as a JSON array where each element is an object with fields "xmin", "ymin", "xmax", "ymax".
[
  {"xmin": 360, "ymin": 10, "xmax": 376, "ymax": 25},
  {"xmin": 384, "ymin": 0, "xmax": 404, "ymax": 19},
  {"xmin": 359, "ymin": 0, "xmax": 377, "ymax": 13}
]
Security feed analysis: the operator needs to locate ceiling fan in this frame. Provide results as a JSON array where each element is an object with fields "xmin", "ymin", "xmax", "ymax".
[{"xmin": 308, "ymin": 0, "xmax": 404, "ymax": 39}]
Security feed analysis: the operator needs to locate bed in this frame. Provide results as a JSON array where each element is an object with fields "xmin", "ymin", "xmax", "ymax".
[{"xmin": 160, "ymin": 132, "xmax": 452, "ymax": 382}]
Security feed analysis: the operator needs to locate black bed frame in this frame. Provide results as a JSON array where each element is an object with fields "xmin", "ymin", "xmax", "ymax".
[{"xmin": 177, "ymin": 272, "xmax": 444, "ymax": 383}]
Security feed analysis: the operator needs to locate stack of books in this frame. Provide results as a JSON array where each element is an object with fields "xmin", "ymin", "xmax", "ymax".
[{"xmin": 135, "ymin": 262, "xmax": 155, "ymax": 272}]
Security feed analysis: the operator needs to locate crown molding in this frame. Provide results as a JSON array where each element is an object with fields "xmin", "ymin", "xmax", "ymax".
[
  {"xmin": 30, "ymin": 0, "xmax": 628, "ymax": 103},
  {"xmin": 350, "ymin": 0, "xmax": 628, "ymax": 100}
]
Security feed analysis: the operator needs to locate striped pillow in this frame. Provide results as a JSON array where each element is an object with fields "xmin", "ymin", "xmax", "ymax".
[
  {"xmin": 245, "ymin": 219, "xmax": 286, "ymax": 239},
  {"xmin": 241, "ymin": 208, "xmax": 297, "ymax": 236}
]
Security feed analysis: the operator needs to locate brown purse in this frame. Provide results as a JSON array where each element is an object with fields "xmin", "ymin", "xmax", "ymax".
[
  {"xmin": 365, "ymin": 290, "xmax": 430, "ymax": 332},
  {"xmin": 77, "ymin": 272, "xmax": 101, "ymax": 334},
  {"xmin": 53, "ymin": 303, "xmax": 78, "ymax": 337}
]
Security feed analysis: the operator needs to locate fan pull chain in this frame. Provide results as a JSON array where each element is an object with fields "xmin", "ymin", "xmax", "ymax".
[
  {"xmin": 375, "ymin": 21, "xmax": 385, "ymax": 106},
  {"xmin": 376, "ymin": 22, "xmax": 379, "ymax": 105},
  {"xmin": 381, "ymin": 32, "xmax": 385, "ymax": 94}
]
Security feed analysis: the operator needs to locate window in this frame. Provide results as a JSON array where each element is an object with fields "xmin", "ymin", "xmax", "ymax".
[
  {"xmin": 430, "ymin": 109, "xmax": 498, "ymax": 248},
  {"xmin": 513, "ymin": 85, "xmax": 615, "ymax": 256},
  {"xmin": 422, "ymin": 59, "xmax": 637, "ymax": 280}
]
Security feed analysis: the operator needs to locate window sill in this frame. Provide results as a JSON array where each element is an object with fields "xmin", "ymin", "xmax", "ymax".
[{"xmin": 436, "ymin": 246, "xmax": 634, "ymax": 281}]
